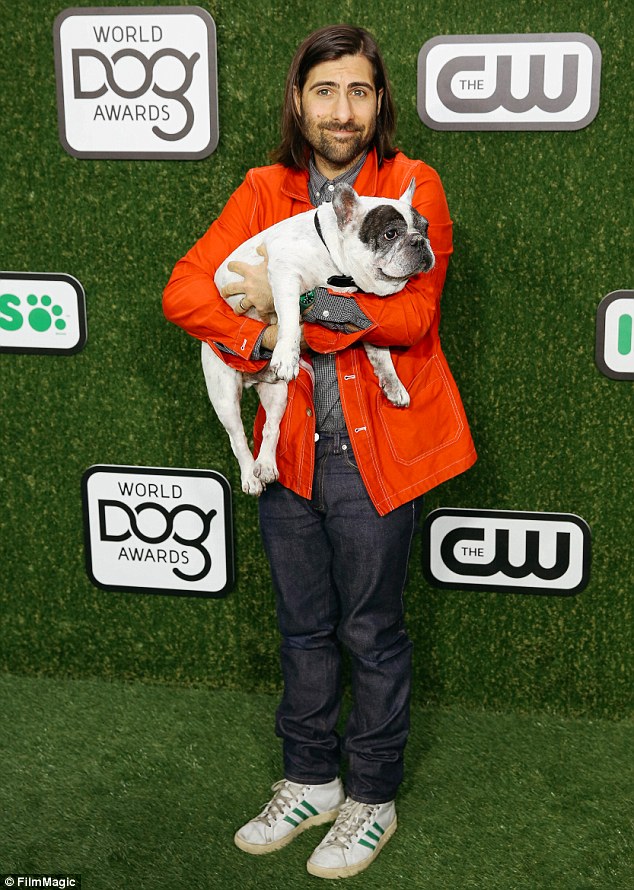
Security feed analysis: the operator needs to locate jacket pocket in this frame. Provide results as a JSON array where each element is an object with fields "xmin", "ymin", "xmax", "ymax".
[{"xmin": 376, "ymin": 354, "xmax": 463, "ymax": 465}]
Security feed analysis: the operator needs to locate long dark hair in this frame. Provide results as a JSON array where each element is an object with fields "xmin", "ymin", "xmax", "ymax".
[{"xmin": 271, "ymin": 25, "xmax": 398, "ymax": 170}]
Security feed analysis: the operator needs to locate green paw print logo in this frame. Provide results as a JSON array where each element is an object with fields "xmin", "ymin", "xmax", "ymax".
[{"xmin": 27, "ymin": 294, "xmax": 66, "ymax": 331}]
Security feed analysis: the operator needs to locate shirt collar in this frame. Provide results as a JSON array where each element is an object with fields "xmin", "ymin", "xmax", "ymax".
[
  {"xmin": 281, "ymin": 148, "xmax": 380, "ymax": 204},
  {"xmin": 307, "ymin": 151, "xmax": 368, "ymax": 206}
]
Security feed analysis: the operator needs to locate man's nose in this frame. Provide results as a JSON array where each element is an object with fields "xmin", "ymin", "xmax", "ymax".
[{"xmin": 331, "ymin": 94, "xmax": 354, "ymax": 123}]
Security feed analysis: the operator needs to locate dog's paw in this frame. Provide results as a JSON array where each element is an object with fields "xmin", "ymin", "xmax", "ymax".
[
  {"xmin": 253, "ymin": 458, "xmax": 279, "ymax": 485},
  {"xmin": 241, "ymin": 474, "xmax": 265, "ymax": 496},
  {"xmin": 270, "ymin": 345, "xmax": 300, "ymax": 382},
  {"xmin": 382, "ymin": 380, "xmax": 410, "ymax": 408}
]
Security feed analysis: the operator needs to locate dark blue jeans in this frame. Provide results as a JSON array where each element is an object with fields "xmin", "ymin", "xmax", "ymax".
[{"xmin": 258, "ymin": 431, "xmax": 422, "ymax": 804}]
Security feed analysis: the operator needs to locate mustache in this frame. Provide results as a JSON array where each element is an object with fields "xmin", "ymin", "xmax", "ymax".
[{"xmin": 320, "ymin": 122, "xmax": 364, "ymax": 133}]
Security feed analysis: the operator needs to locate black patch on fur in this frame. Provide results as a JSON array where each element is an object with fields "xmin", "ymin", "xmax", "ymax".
[
  {"xmin": 359, "ymin": 207, "xmax": 407, "ymax": 251},
  {"xmin": 411, "ymin": 208, "xmax": 429, "ymax": 238}
]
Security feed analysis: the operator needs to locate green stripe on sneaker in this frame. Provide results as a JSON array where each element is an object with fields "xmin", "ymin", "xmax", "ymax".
[
  {"xmin": 372, "ymin": 821, "xmax": 385, "ymax": 835},
  {"xmin": 358, "ymin": 838, "xmax": 376, "ymax": 850},
  {"xmin": 284, "ymin": 815, "xmax": 299, "ymax": 827},
  {"xmin": 366, "ymin": 830, "xmax": 381, "ymax": 842},
  {"xmin": 292, "ymin": 807, "xmax": 310, "ymax": 821},
  {"xmin": 301, "ymin": 801, "xmax": 319, "ymax": 816}
]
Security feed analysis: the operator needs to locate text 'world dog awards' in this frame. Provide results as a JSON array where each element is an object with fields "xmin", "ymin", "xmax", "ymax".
[
  {"xmin": 82, "ymin": 466, "xmax": 234, "ymax": 597},
  {"xmin": 54, "ymin": 6, "xmax": 218, "ymax": 158}
]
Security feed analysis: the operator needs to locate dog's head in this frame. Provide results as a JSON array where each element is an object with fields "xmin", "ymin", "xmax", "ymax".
[{"xmin": 330, "ymin": 179, "xmax": 435, "ymax": 295}]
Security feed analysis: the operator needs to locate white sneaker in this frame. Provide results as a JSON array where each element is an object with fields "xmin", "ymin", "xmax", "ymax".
[
  {"xmin": 306, "ymin": 796, "xmax": 397, "ymax": 879},
  {"xmin": 234, "ymin": 777, "xmax": 345, "ymax": 854}
]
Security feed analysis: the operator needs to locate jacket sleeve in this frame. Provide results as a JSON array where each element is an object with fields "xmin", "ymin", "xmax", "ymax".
[
  {"xmin": 162, "ymin": 174, "xmax": 269, "ymax": 373},
  {"xmin": 303, "ymin": 164, "xmax": 452, "ymax": 354}
]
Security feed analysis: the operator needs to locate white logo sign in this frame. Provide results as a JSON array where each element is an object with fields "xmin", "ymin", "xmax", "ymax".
[
  {"xmin": 54, "ymin": 6, "xmax": 218, "ymax": 158},
  {"xmin": 418, "ymin": 33, "xmax": 601, "ymax": 130},
  {"xmin": 596, "ymin": 290, "xmax": 634, "ymax": 380},
  {"xmin": 423, "ymin": 508, "xmax": 591, "ymax": 595},
  {"xmin": 82, "ymin": 466, "xmax": 234, "ymax": 597},
  {"xmin": 0, "ymin": 272, "xmax": 87, "ymax": 354}
]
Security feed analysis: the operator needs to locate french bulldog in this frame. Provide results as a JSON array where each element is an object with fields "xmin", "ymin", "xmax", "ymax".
[{"xmin": 201, "ymin": 178, "xmax": 435, "ymax": 495}]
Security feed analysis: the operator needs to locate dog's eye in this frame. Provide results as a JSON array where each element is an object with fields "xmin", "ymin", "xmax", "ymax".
[{"xmin": 384, "ymin": 229, "xmax": 398, "ymax": 241}]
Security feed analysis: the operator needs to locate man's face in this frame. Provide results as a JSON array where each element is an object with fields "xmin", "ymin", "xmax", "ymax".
[{"xmin": 294, "ymin": 54, "xmax": 383, "ymax": 178}]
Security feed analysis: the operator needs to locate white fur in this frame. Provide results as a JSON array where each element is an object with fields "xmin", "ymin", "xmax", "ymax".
[{"xmin": 201, "ymin": 180, "xmax": 433, "ymax": 495}]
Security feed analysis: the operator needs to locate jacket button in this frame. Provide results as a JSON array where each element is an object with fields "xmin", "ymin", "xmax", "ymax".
[{"xmin": 306, "ymin": 409, "xmax": 313, "ymax": 417}]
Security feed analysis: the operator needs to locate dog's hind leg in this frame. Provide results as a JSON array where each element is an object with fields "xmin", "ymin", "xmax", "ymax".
[
  {"xmin": 363, "ymin": 343, "xmax": 410, "ymax": 407},
  {"xmin": 201, "ymin": 343, "xmax": 263, "ymax": 495},
  {"xmin": 253, "ymin": 379, "xmax": 288, "ymax": 485}
]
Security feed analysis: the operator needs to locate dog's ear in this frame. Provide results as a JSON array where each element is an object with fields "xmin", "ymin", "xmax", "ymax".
[
  {"xmin": 332, "ymin": 183, "xmax": 360, "ymax": 230},
  {"xmin": 399, "ymin": 178, "xmax": 416, "ymax": 205}
]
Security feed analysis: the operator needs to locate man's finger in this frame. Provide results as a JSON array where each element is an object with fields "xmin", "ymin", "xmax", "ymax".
[
  {"xmin": 221, "ymin": 280, "xmax": 247, "ymax": 297},
  {"xmin": 226, "ymin": 260, "xmax": 252, "ymax": 276},
  {"xmin": 232, "ymin": 297, "xmax": 251, "ymax": 315}
]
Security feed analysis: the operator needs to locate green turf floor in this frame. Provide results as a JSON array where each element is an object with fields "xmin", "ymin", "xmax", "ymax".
[{"xmin": 0, "ymin": 673, "xmax": 631, "ymax": 889}]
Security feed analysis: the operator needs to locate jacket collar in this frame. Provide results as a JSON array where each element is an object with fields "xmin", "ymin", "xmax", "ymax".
[{"xmin": 281, "ymin": 148, "xmax": 380, "ymax": 204}]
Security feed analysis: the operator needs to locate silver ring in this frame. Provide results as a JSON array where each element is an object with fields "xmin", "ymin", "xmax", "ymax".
[{"xmin": 239, "ymin": 297, "xmax": 247, "ymax": 311}]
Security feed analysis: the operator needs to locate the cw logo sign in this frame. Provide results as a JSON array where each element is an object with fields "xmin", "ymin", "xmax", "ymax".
[
  {"xmin": 418, "ymin": 33, "xmax": 601, "ymax": 131},
  {"xmin": 423, "ymin": 509, "xmax": 591, "ymax": 596},
  {"xmin": 436, "ymin": 53, "xmax": 579, "ymax": 114}
]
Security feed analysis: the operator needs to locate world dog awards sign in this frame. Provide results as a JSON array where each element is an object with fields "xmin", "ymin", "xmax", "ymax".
[
  {"xmin": 423, "ymin": 508, "xmax": 591, "ymax": 596},
  {"xmin": 54, "ymin": 6, "xmax": 218, "ymax": 159},
  {"xmin": 418, "ymin": 33, "xmax": 601, "ymax": 131},
  {"xmin": 82, "ymin": 466, "xmax": 234, "ymax": 597}
]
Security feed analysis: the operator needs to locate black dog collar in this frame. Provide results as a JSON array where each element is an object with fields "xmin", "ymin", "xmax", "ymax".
[{"xmin": 314, "ymin": 213, "xmax": 359, "ymax": 290}]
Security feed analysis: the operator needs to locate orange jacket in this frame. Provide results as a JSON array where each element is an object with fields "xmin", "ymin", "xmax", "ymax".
[{"xmin": 163, "ymin": 149, "xmax": 476, "ymax": 515}]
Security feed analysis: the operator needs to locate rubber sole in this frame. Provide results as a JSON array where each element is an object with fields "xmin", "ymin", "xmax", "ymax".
[
  {"xmin": 234, "ymin": 808, "xmax": 341, "ymax": 855},
  {"xmin": 306, "ymin": 816, "xmax": 397, "ymax": 879}
]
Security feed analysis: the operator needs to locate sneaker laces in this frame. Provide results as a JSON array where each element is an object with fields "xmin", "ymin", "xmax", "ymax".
[
  {"xmin": 325, "ymin": 799, "xmax": 376, "ymax": 850},
  {"xmin": 256, "ymin": 779, "xmax": 302, "ymax": 827}
]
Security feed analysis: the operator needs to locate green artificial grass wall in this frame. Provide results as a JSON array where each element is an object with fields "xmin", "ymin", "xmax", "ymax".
[{"xmin": 0, "ymin": 0, "xmax": 632, "ymax": 718}]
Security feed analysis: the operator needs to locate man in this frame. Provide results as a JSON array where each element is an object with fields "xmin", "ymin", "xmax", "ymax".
[{"xmin": 163, "ymin": 24, "xmax": 476, "ymax": 879}]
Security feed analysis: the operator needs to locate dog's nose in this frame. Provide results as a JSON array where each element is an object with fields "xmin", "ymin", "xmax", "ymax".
[{"xmin": 408, "ymin": 232, "xmax": 424, "ymax": 244}]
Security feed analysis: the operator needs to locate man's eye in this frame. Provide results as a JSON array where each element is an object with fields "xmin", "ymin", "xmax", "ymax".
[{"xmin": 384, "ymin": 229, "xmax": 398, "ymax": 241}]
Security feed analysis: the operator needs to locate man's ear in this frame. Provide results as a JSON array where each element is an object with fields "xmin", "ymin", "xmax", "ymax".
[
  {"xmin": 293, "ymin": 85, "xmax": 301, "ymax": 117},
  {"xmin": 332, "ymin": 183, "xmax": 360, "ymax": 229},
  {"xmin": 377, "ymin": 87, "xmax": 384, "ymax": 116}
]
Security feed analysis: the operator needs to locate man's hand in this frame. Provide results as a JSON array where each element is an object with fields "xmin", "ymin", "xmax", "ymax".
[{"xmin": 222, "ymin": 244, "xmax": 275, "ymax": 320}]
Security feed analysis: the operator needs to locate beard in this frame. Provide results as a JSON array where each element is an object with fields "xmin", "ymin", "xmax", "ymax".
[{"xmin": 300, "ymin": 116, "xmax": 377, "ymax": 173}]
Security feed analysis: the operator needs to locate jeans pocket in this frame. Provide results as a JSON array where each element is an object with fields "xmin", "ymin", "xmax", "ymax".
[{"xmin": 342, "ymin": 444, "xmax": 360, "ymax": 472}]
